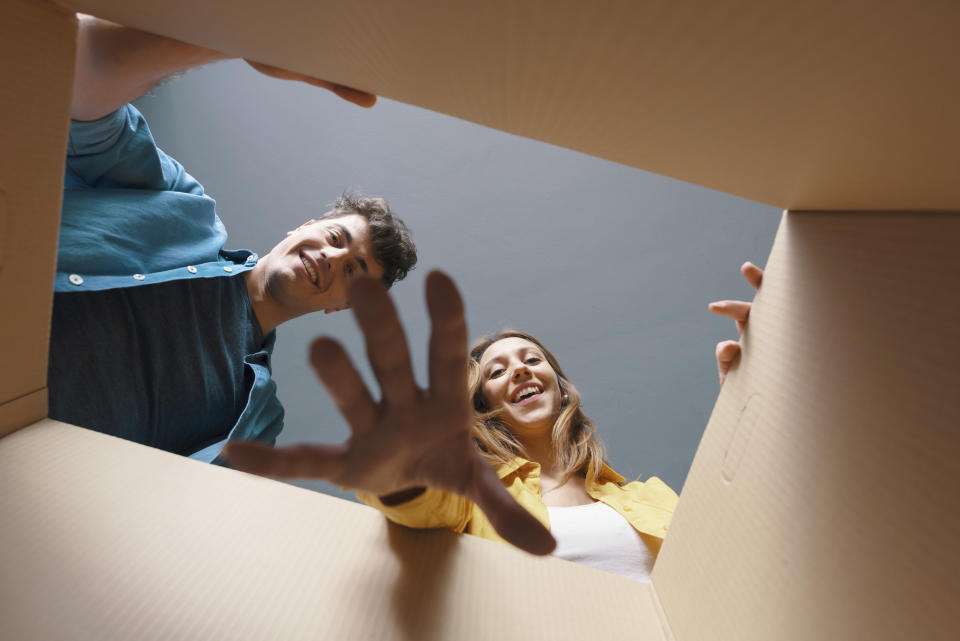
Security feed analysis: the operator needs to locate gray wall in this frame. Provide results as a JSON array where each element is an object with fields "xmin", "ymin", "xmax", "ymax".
[{"xmin": 135, "ymin": 60, "xmax": 780, "ymax": 500}]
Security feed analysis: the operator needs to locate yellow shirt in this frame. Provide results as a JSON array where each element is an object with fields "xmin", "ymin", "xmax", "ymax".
[{"xmin": 358, "ymin": 458, "xmax": 679, "ymax": 546}]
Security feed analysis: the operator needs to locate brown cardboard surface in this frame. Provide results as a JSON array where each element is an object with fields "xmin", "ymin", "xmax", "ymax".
[
  {"xmin": 62, "ymin": 0, "xmax": 960, "ymax": 210},
  {"xmin": 0, "ymin": 1, "xmax": 75, "ymax": 428},
  {"xmin": 653, "ymin": 211, "xmax": 960, "ymax": 641},
  {"xmin": 0, "ymin": 420, "xmax": 668, "ymax": 641}
]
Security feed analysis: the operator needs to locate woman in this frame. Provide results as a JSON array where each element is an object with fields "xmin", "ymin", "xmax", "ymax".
[
  {"xmin": 359, "ymin": 329, "xmax": 678, "ymax": 582},
  {"xmin": 227, "ymin": 264, "xmax": 762, "ymax": 566}
]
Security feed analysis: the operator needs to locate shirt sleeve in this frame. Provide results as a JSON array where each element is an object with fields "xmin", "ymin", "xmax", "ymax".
[
  {"xmin": 357, "ymin": 488, "xmax": 473, "ymax": 532},
  {"xmin": 64, "ymin": 103, "xmax": 205, "ymax": 196}
]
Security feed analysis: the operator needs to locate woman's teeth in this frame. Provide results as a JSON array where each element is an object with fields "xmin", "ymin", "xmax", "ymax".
[{"xmin": 512, "ymin": 386, "xmax": 542, "ymax": 403}]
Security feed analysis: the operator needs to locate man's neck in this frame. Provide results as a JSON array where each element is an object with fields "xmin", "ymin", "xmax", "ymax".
[{"xmin": 245, "ymin": 265, "xmax": 285, "ymax": 335}]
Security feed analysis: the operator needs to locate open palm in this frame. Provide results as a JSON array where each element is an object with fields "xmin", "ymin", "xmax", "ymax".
[{"xmin": 224, "ymin": 272, "xmax": 556, "ymax": 556}]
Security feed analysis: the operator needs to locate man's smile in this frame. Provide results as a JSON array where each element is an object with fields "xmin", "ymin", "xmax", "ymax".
[{"xmin": 299, "ymin": 250, "xmax": 329, "ymax": 292}]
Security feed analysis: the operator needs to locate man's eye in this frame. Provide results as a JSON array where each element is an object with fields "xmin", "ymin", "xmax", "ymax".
[
  {"xmin": 346, "ymin": 264, "xmax": 354, "ymax": 277},
  {"xmin": 328, "ymin": 231, "xmax": 341, "ymax": 247}
]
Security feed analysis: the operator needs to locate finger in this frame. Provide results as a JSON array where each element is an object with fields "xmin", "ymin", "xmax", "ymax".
[
  {"xmin": 309, "ymin": 337, "xmax": 378, "ymax": 435},
  {"xmin": 349, "ymin": 277, "xmax": 418, "ymax": 405},
  {"xmin": 245, "ymin": 60, "xmax": 377, "ymax": 108},
  {"xmin": 715, "ymin": 340, "xmax": 741, "ymax": 386},
  {"xmin": 468, "ymin": 455, "xmax": 556, "ymax": 556},
  {"xmin": 708, "ymin": 300, "xmax": 752, "ymax": 324},
  {"xmin": 323, "ymin": 83, "xmax": 377, "ymax": 108},
  {"xmin": 222, "ymin": 441, "xmax": 347, "ymax": 480},
  {"xmin": 426, "ymin": 271, "xmax": 469, "ymax": 402},
  {"xmin": 741, "ymin": 261, "xmax": 763, "ymax": 290}
]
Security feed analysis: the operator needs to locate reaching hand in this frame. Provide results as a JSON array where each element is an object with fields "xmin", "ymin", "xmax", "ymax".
[
  {"xmin": 223, "ymin": 271, "xmax": 556, "ymax": 556},
  {"xmin": 708, "ymin": 261, "xmax": 764, "ymax": 386},
  {"xmin": 244, "ymin": 61, "xmax": 377, "ymax": 108}
]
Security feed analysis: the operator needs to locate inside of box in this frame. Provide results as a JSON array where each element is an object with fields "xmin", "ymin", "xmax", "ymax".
[{"xmin": 3, "ymin": 1, "xmax": 958, "ymax": 640}]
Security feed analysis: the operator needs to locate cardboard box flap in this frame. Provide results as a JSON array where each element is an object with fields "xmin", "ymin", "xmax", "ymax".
[
  {"xmin": 651, "ymin": 211, "xmax": 960, "ymax": 641},
  {"xmin": 0, "ymin": 0, "xmax": 75, "ymax": 435},
  {"xmin": 0, "ymin": 420, "xmax": 671, "ymax": 641},
  {"xmin": 63, "ymin": 0, "xmax": 960, "ymax": 210}
]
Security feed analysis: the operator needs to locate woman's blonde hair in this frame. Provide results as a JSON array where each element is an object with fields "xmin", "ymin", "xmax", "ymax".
[{"xmin": 467, "ymin": 330, "xmax": 607, "ymax": 484}]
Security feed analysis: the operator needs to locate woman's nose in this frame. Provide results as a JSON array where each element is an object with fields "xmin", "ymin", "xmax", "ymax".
[{"xmin": 512, "ymin": 365, "xmax": 531, "ymax": 381}]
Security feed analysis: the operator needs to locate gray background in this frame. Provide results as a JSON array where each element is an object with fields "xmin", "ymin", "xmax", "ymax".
[{"xmin": 135, "ymin": 60, "xmax": 780, "ymax": 500}]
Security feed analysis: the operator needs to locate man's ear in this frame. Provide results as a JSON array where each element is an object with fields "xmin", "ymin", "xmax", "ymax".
[{"xmin": 324, "ymin": 304, "xmax": 351, "ymax": 315}]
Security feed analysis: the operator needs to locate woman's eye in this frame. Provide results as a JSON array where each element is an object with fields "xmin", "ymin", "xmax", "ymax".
[
  {"xmin": 489, "ymin": 368, "xmax": 504, "ymax": 379},
  {"xmin": 525, "ymin": 357, "xmax": 541, "ymax": 365}
]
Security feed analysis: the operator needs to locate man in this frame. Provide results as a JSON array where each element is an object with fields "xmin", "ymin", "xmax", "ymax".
[
  {"xmin": 49, "ymin": 15, "xmax": 416, "ymax": 464},
  {"xmin": 53, "ymin": 13, "xmax": 555, "ymax": 557}
]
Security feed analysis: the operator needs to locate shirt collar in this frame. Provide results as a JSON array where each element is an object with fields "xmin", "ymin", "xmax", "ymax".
[{"xmin": 495, "ymin": 456, "xmax": 626, "ymax": 484}]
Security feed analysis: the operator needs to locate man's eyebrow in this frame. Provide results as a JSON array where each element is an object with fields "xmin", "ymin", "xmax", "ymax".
[
  {"xmin": 335, "ymin": 223, "xmax": 368, "ymax": 274},
  {"xmin": 335, "ymin": 223, "xmax": 353, "ymax": 245}
]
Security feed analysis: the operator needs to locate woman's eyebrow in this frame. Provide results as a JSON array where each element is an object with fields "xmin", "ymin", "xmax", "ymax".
[{"xmin": 483, "ymin": 356, "xmax": 504, "ymax": 372}]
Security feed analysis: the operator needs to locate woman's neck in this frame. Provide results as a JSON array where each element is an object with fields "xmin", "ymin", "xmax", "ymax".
[{"xmin": 517, "ymin": 432, "xmax": 559, "ymax": 475}]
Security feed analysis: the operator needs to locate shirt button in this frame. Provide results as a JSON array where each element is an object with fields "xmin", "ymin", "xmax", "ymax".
[
  {"xmin": 68, "ymin": 274, "xmax": 84, "ymax": 286},
  {"xmin": 623, "ymin": 505, "xmax": 633, "ymax": 512},
  {"xmin": 223, "ymin": 266, "xmax": 233, "ymax": 273},
  {"xmin": 132, "ymin": 273, "xmax": 146, "ymax": 281},
  {"xmin": 187, "ymin": 266, "xmax": 198, "ymax": 274}
]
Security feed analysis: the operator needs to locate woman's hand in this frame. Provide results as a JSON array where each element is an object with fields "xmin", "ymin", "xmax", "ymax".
[
  {"xmin": 223, "ymin": 271, "xmax": 556, "ymax": 556},
  {"xmin": 708, "ymin": 261, "xmax": 764, "ymax": 386}
]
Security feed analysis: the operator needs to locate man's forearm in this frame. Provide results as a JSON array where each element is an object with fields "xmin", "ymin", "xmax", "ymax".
[{"xmin": 71, "ymin": 14, "xmax": 231, "ymax": 121}]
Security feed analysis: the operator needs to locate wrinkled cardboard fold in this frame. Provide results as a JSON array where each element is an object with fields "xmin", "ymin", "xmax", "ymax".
[{"xmin": 2, "ymin": 1, "xmax": 958, "ymax": 639}]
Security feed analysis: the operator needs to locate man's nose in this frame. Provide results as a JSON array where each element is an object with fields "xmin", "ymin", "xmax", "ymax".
[{"xmin": 322, "ymin": 248, "xmax": 345, "ymax": 272}]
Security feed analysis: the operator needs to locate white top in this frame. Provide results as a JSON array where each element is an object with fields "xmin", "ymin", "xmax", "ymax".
[{"xmin": 547, "ymin": 501, "xmax": 657, "ymax": 582}]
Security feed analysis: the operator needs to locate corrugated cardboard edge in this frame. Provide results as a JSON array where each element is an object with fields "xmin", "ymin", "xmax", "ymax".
[{"xmin": 649, "ymin": 583, "xmax": 677, "ymax": 641}]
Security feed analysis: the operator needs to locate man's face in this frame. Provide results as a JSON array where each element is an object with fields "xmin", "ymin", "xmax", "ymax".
[{"xmin": 262, "ymin": 213, "xmax": 383, "ymax": 316}]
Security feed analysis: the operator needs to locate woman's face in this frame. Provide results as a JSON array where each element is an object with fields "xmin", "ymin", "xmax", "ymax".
[{"xmin": 478, "ymin": 337, "xmax": 563, "ymax": 435}]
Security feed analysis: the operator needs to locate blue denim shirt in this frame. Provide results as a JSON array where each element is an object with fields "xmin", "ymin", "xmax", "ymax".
[{"xmin": 54, "ymin": 104, "xmax": 283, "ymax": 463}]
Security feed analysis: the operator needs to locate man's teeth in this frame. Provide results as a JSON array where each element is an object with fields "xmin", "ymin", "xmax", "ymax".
[
  {"xmin": 514, "ymin": 386, "xmax": 542, "ymax": 402},
  {"xmin": 301, "ymin": 254, "xmax": 318, "ymax": 284}
]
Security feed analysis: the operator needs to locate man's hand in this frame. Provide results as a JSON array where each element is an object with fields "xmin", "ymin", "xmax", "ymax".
[
  {"xmin": 708, "ymin": 261, "xmax": 764, "ymax": 386},
  {"xmin": 223, "ymin": 271, "xmax": 556, "ymax": 556},
  {"xmin": 72, "ymin": 15, "xmax": 377, "ymax": 121},
  {"xmin": 244, "ymin": 61, "xmax": 376, "ymax": 108}
]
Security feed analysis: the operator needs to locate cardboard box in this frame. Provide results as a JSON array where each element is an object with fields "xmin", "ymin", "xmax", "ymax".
[{"xmin": 1, "ymin": 1, "xmax": 956, "ymax": 639}]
